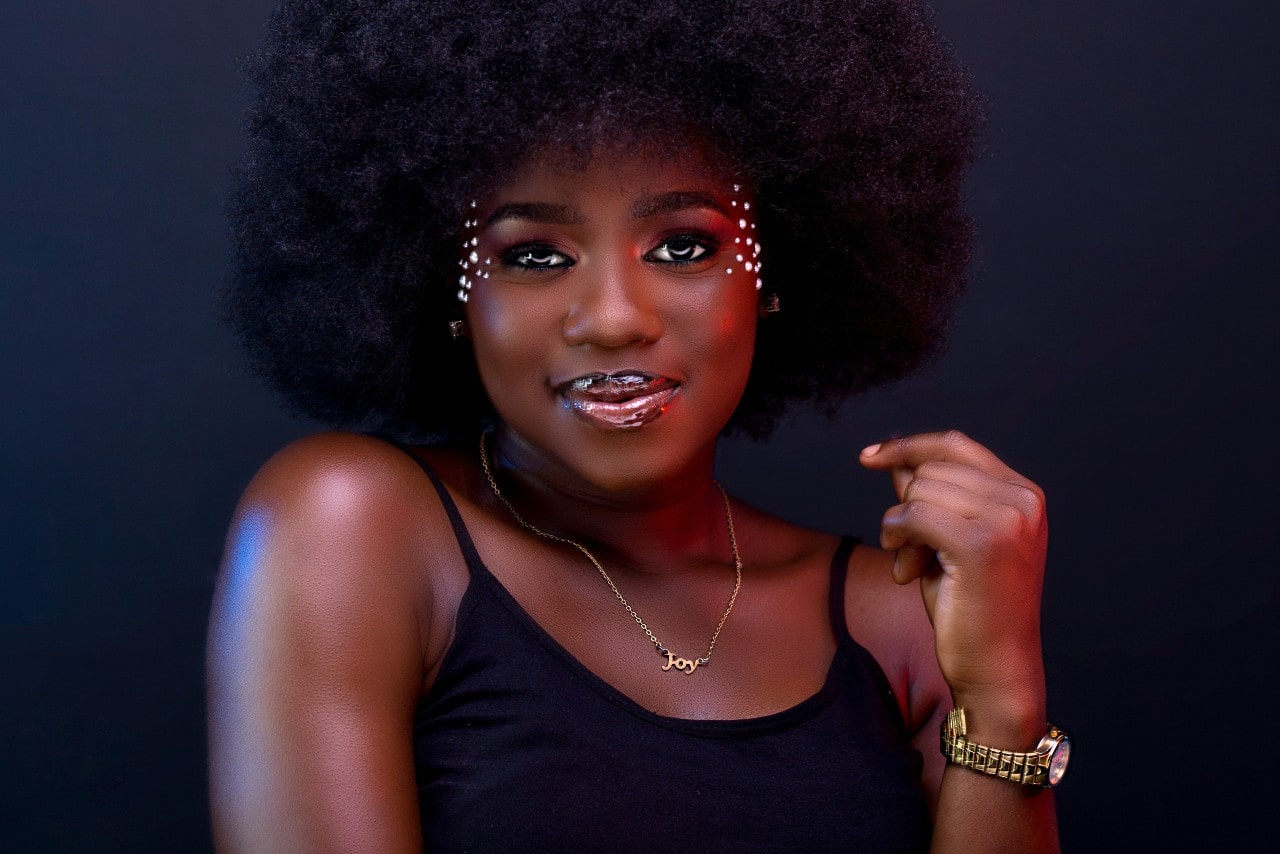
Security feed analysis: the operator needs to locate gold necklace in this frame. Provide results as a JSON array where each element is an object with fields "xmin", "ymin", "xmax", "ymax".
[{"xmin": 479, "ymin": 433, "xmax": 742, "ymax": 675}]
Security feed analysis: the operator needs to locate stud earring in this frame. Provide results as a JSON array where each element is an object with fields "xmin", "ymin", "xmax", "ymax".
[{"xmin": 449, "ymin": 319, "xmax": 466, "ymax": 339}]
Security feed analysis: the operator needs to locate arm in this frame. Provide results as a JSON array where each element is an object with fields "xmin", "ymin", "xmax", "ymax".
[
  {"xmin": 207, "ymin": 434, "xmax": 435, "ymax": 853},
  {"xmin": 861, "ymin": 430, "xmax": 1060, "ymax": 853}
]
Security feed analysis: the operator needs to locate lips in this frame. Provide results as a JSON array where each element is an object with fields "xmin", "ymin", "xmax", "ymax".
[{"xmin": 554, "ymin": 372, "xmax": 680, "ymax": 430}]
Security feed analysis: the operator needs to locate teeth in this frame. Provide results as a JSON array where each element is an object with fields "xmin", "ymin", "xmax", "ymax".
[{"xmin": 569, "ymin": 373, "xmax": 654, "ymax": 392}]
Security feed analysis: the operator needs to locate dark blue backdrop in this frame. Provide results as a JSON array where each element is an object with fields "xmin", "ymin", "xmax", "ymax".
[{"xmin": 2, "ymin": 1, "xmax": 1276, "ymax": 849}]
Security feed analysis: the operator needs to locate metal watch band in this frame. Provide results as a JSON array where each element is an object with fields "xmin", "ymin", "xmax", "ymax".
[{"xmin": 940, "ymin": 708, "xmax": 1058, "ymax": 787}]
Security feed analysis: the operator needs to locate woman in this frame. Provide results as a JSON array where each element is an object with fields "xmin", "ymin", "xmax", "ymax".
[{"xmin": 208, "ymin": 0, "xmax": 1064, "ymax": 850}]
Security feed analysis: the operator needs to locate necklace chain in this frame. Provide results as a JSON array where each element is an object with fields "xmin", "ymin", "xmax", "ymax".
[{"xmin": 479, "ymin": 433, "xmax": 742, "ymax": 675}]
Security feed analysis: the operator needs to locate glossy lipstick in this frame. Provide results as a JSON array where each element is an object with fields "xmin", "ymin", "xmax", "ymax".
[{"xmin": 555, "ymin": 372, "xmax": 679, "ymax": 430}]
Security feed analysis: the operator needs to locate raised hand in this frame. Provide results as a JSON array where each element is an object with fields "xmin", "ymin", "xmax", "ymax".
[{"xmin": 859, "ymin": 430, "xmax": 1048, "ymax": 719}]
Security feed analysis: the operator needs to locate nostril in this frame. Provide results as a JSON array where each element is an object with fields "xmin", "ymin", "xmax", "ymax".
[{"xmin": 562, "ymin": 281, "xmax": 662, "ymax": 348}]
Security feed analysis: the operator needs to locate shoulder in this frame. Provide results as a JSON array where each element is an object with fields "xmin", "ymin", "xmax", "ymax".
[
  {"xmin": 207, "ymin": 432, "xmax": 453, "ymax": 848},
  {"xmin": 236, "ymin": 431, "xmax": 443, "ymax": 522},
  {"xmin": 211, "ymin": 432, "xmax": 472, "ymax": 688},
  {"xmin": 842, "ymin": 543, "xmax": 947, "ymax": 735},
  {"xmin": 717, "ymin": 500, "xmax": 943, "ymax": 727},
  {"xmin": 230, "ymin": 431, "xmax": 472, "ymax": 568}
]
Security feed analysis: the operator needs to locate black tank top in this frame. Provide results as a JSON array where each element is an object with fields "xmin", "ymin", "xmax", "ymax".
[{"xmin": 402, "ymin": 450, "xmax": 931, "ymax": 852}]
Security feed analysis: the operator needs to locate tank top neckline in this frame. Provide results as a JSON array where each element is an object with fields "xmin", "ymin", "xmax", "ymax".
[
  {"xmin": 388, "ymin": 438, "xmax": 873, "ymax": 739},
  {"xmin": 464, "ymin": 536, "xmax": 861, "ymax": 738}
]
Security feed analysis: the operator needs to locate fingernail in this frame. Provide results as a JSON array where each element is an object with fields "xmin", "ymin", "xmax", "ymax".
[{"xmin": 861, "ymin": 443, "xmax": 881, "ymax": 457}]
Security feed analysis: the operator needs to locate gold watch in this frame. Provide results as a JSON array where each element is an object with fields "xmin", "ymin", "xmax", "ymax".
[{"xmin": 940, "ymin": 708, "xmax": 1070, "ymax": 788}]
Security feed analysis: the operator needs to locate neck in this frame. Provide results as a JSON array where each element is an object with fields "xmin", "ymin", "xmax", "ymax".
[{"xmin": 482, "ymin": 427, "xmax": 732, "ymax": 576}]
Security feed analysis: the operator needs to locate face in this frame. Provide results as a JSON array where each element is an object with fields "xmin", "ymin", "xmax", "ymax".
[{"xmin": 461, "ymin": 144, "xmax": 762, "ymax": 496}]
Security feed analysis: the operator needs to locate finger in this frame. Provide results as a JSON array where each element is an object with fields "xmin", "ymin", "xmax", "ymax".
[
  {"xmin": 891, "ymin": 466, "xmax": 913, "ymax": 502},
  {"xmin": 903, "ymin": 476, "xmax": 989, "ymax": 520},
  {"xmin": 892, "ymin": 545, "xmax": 937, "ymax": 585},
  {"xmin": 903, "ymin": 474, "xmax": 1038, "ymax": 524},
  {"xmin": 860, "ymin": 430, "xmax": 1016, "ymax": 480},
  {"xmin": 910, "ymin": 462, "xmax": 1046, "ymax": 526},
  {"xmin": 912, "ymin": 460, "xmax": 1045, "ymax": 511},
  {"xmin": 879, "ymin": 498, "xmax": 967, "ymax": 563},
  {"xmin": 912, "ymin": 460, "xmax": 1016, "ymax": 492}
]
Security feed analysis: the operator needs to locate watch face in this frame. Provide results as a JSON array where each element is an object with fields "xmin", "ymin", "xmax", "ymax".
[{"xmin": 1047, "ymin": 737, "xmax": 1070, "ymax": 787}]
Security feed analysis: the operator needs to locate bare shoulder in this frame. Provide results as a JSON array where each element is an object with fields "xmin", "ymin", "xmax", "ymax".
[
  {"xmin": 844, "ymin": 543, "xmax": 947, "ymax": 734},
  {"xmin": 207, "ymin": 432, "xmax": 468, "ymax": 849},
  {"xmin": 236, "ymin": 430, "xmax": 447, "ymax": 529},
  {"xmin": 733, "ymin": 504, "xmax": 949, "ymax": 810},
  {"xmin": 718, "ymin": 499, "xmax": 944, "ymax": 731},
  {"xmin": 212, "ymin": 432, "xmax": 469, "ymax": 673}
]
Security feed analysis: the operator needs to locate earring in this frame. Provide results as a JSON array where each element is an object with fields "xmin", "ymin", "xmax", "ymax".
[
  {"xmin": 449, "ymin": 319, "xmax": 466, "ymax": 339},
  {"xmin": 760, "ymin": 293, "xmax": 780, "ymax": 316}
]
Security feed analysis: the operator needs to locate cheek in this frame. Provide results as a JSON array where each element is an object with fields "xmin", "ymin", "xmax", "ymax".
[
  {"xmin": 467, "ymin": 289, "xmax": 560, "ymax": 391},
  {"xmin": 703, "ymin": 285, "xmax": 758, "ymax": 355},
  {"xmin": 716, "ymin": 301, "xmax": 752, "ymax": 342},
  {"xmin": 470, "ymin": 295, "xmax": 520, "ymax": 360},
  {"xmin": 671, "ymin": 285, "xmax": 758, "ymax": 390},
  {"xmin": 720, "ymin": 311, "xmax": 759, "ymax": 389},
  {"xmin": 709, "ymin": 312, "xmax": 756, "ymax": 378}
]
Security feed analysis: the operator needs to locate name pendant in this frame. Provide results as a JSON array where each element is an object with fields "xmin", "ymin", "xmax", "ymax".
[{"xmin": 661, "ymin": 650, "xmax": 704, "ymax": 675}]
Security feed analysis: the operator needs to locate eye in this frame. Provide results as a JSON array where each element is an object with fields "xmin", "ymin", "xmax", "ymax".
[
  {"xmin": 645, "ymin": 235, "xmax": 716, "ymax": 265},
  {"xmin": 503, "ymin": 243, "xmax": 574, "ymax": 270}
]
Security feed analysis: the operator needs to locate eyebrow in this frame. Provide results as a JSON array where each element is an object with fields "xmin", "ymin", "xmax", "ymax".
[
  {"xmin": 485, "ymin": 202, "xmax": 583, "ymax": 227},
  {"xmin": 483, "ymin": 191, "xmax": 731, "ymax": 227},
  {"xmin": 632, "ymin": 191, "xmax": 730, "ymax": 220}
]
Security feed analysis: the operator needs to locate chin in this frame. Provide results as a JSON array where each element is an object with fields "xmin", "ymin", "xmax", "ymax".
[{"xmin": 499, "ymin": 405, "xmax": 721, "ymax": 498}]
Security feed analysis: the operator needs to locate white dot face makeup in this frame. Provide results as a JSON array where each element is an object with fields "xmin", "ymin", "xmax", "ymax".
[
  {"xmin": 458, "ymin": 180, "xmax": 764, "ymax": 301},
  {"xmin": 457, "ymin": 206, "xmax": 496, "ymax": 303},
  {"xmin": 452, "ymin": 146, "xmax": 763, "ymax": 493}
]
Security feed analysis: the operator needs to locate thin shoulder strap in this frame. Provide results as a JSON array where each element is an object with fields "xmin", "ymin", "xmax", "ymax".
[
  {"xmin": 829, "ymin": 533, "xmax": 909, "ymax": 737},
  {"xmin": 827, "ymin": 534, "xmax": 862, "ymax": 639},
  {"xmin": 372, "ymin": 435, "xmax": 486, "ymax": 577}
]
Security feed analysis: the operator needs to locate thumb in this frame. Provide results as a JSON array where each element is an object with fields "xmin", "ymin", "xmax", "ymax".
[{"xmin": 892, "ymin": 545, "xmax": 935, "ymax": 585}]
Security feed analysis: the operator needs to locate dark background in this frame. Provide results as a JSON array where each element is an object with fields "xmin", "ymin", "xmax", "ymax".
[{"xmin": 2, "ymin": 1, "xmax": 1275, "ymax": 849}]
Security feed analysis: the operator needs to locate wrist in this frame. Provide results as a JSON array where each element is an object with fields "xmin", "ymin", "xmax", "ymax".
[
  {"xmin": 949, "ymin": 684, "xmax": 1046, "ymax": 749},
  {"xmin": 941, "ymin": 707, "xmax": 1070, "ymax": 789}
]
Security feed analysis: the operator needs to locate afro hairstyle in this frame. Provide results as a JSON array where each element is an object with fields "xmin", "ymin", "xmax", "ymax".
[{"xmin": 226, "ymin": 0, "xmax": 985, "ymax": 441}]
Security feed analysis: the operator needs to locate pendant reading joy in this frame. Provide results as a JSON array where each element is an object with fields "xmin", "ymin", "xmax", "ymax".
[{"xmin": 661, "ymin": 650, "xmax": 707, "ymax": 675}]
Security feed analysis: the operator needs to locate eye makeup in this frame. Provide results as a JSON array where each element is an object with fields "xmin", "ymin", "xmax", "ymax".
[
  {"xmin": 726, "ymin": 184, "xmax": 763, "ymax": 290},
  {"xmin": 501, "ymin": 242, "xmax": 575, "ymax": 270},
  {"xmin": 455, "ymin": 183, "xmax": 762, "ymax": 302},
  {"xmin": 456, "ymin": 200, "xmax": 491, "ymax": 303}
]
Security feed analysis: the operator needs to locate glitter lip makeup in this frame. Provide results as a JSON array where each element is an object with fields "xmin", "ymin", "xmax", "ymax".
[{"xmin": 555, "ymin": 372, "xmax": 680, "ymax": 430}]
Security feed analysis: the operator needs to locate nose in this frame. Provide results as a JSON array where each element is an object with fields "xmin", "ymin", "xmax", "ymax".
[{"xmin": 561, "ymin": 255, "xmax": 663, "ymax": 348}]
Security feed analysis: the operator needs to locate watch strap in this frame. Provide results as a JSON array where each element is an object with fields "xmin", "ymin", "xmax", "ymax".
[{"xmin": 940, "ymin": 708, "xmax": 1061, "ymax": 787}]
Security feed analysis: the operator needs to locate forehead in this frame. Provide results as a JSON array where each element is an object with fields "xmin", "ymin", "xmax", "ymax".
[{"xmin": 489, "ymin": 143, "xmax": 738, "ymax": 208}]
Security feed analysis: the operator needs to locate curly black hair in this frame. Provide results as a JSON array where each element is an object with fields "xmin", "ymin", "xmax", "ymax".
[{"xmin": 227, "ymin": 0, "xmax": 984, "ymax": 441}]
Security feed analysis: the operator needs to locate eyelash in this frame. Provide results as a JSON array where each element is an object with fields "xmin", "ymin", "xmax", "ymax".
[
  {"xmin": 502, "ymin": 243, "xmax": 573, "ymax": 270},
  {"xmin": 645, "ymin": 234, "xmax": 719, "ymax": 265},
  {"xmin": 500, "ymin": 234, "xmax": 720, "ymax": 272}
]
